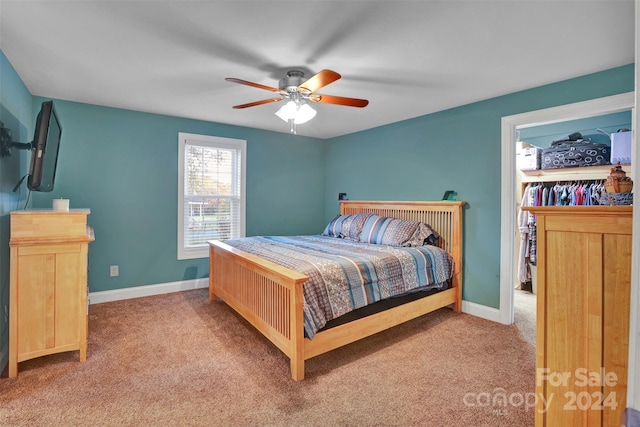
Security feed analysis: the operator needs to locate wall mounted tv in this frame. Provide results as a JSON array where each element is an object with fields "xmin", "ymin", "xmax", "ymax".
[
  {"xmin": 28, "ymin": 101, "xmax": 62, "ymax": 192},
  {"xmin": 0, "ymin": 100, "xmax": 63, "ymax": 192}
]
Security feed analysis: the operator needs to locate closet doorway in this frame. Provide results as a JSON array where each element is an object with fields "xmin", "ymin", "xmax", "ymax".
[{"xmin": 499, "ymin": 92, "xmax": 635, "ymax": 326}]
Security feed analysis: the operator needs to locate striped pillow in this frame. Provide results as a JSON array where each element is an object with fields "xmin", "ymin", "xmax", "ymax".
[
  {"xmin": 322, "ymin": 214, "xmax": 347, "ymax": 237},
  {"xmin": 322, "ymin": 213, "xmax": 372, "ymax": 240},
  {"xmin": 359, "ymin": 215, "xmax": 420, "ymax": 246}
]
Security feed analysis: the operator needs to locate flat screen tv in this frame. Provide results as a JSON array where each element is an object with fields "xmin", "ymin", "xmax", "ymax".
[{"xmin": 27, "ymin": 101, "xmax": 62, "ymax": 192}]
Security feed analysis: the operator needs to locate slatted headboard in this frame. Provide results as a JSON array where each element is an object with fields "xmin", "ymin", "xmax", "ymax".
[{"xmin": 340, "ymin": 200, "xmax": 465, "ymax": 291}]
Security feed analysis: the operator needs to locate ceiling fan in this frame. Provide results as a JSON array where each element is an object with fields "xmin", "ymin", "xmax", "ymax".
[{"xmin": 225, "ymin": 69, "xmax": 369, "ymax": 133}]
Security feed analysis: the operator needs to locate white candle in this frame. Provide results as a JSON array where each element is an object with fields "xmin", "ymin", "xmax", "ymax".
[{"xmin": 52, "ymin": 198, "xmax": 69, "ymax": 212}]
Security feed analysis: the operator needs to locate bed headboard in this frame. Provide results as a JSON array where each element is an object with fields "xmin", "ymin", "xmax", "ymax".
[{"xmin": 340, "ymin": 200, "xmax": 465, "ymax": 291}]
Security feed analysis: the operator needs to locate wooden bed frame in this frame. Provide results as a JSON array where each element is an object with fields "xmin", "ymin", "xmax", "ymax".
[{"xmin": 208, "ymin": 200, "xmax": 465, "ymax": 380}]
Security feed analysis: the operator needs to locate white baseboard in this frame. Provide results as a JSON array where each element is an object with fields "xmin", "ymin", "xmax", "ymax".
[
  {"xmin": 88, "ymin": 279, "xmax": 502, "ymax": 327},
  {"xmin": 88, "ymin": 278, "xmax": 209, "ymax": 305},
  {"xmin": 462, "ymin": 300, "xmax": 502, "ymax": 323},
  {"xmin": 88, "ymin": 278, "xmax": 501, "ymax": 320}
]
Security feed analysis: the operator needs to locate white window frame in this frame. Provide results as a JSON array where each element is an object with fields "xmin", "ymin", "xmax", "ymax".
[{"xmin": 177, "ymin": 132, "xmax": 246, "ymax": 260}]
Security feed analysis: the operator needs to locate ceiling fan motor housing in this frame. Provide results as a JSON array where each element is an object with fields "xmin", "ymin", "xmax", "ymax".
[{"xmin": 279, "ymin": 70, "xmax": 306, "ymax": 93}]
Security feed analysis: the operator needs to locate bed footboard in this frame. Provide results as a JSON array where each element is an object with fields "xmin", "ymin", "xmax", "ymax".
[{"xmin": 209, "ymin": 240, "xmax": 308, "ymax": 380}]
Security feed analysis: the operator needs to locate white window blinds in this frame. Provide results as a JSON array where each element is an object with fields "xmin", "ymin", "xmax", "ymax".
[{"xmin": 178, "ymin": 133, "xmax": 246, "ymax": 260}]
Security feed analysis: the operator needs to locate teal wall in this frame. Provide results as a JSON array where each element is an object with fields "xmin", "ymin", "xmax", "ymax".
[
  {"xmin": 324, "ymin": 64, "xmax": 635, "ymax": 308},
  {"xmin": 27, "ymin": 99, "xmax": 326, "ymax": 293},
  {"xmin": 0, "ymin": 51, "xmax": 34, "ymax": 368}
]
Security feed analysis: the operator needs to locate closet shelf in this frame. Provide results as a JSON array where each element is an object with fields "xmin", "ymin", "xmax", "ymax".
[{"xmin": 520, "ymin": 164, "xmax": 630, "ymax": 183}]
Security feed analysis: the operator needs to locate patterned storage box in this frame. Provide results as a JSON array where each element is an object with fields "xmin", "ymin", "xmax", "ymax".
[{"xmin": 540, "ymin": 140, "xmax": 611, "ymax": 170}]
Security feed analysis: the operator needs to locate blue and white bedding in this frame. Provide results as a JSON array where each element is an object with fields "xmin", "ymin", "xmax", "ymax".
[{"xmin": 223, "ymin": 235, "xmax": 454, "ymax": 339}]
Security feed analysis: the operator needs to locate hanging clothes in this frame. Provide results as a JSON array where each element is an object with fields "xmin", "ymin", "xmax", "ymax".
[
  {"xmin": 517, "ymin": 179, "xmax": 606, "ymax": 283},
  {"xmin": 529, "ymin": 181, "xmax": 605, "ymax": 208},
  {"xmin": 517, "ymin": 185, "xmax": 533, "ymax": 284}
]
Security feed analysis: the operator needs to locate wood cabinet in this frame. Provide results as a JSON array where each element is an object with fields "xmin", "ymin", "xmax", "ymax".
[
  {"xmin": 9, "ymin": 209, "xmax": 94, "ymax": 378},
  {"xmin": 523, "ymin": 206, "xmax": 631, "ymax": 427}
]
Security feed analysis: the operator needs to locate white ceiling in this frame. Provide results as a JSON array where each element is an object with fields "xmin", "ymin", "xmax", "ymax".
[{"xmin": 0, "ymin": 0, "xmax": 635, "ymax": 139}]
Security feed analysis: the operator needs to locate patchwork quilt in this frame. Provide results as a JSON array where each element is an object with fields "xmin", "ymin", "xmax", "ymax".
[{"xmin": 223, "ymin": 235, "xmax": 454, "ymax": 339}]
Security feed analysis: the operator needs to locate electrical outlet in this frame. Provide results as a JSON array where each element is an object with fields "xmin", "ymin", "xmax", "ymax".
[{"xmin": 110, "ymin": 265, "xmax": 119, "ymax": 277}]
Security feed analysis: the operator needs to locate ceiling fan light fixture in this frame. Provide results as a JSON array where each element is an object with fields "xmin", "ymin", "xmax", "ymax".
[
  {"xmin": 275, "ymin": 100, "xmax": 296, "ymax": 122},
  {"xmin": 293, "ymin": 103, "xmax": 317, "ymax": 124},
  {"xmin": 275, "ymin": 100, "xmax": 317, "ymax": 125}
]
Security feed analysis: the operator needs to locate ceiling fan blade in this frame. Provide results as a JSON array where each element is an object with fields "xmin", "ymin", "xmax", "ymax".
[
  {"xmin": 298, "ymin": 69, "xmax": 341, "ymax": 94},
  {"xmin": 309, "ymin": 93, "xmax": 369, "ymax": 108},
  {"xmin": 225, "ymin": 77, "xmax": 286, "ymax": 94},
  {"xmin": 232, "ymin": 97, "xmax": 283, "ymax": 109}
]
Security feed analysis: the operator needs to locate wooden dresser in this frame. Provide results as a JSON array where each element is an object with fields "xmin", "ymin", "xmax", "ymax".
[
  {"xmin": 8, "ymin": 209, "xmax": 94, "ymax": 378},
  {"xmin": 523, "ymin": 206, "xmax": 632, "ymax": 426}
]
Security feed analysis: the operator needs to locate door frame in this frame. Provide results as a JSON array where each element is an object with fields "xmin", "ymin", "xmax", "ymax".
[{"xmin": 499, "ymin": 91, "xmax": 634, "ymax": 325}]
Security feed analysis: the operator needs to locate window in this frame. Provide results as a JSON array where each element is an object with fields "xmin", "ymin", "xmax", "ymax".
[{"xmin": 178, "ymin": 132, "xmax": 246, "ymax": 260}]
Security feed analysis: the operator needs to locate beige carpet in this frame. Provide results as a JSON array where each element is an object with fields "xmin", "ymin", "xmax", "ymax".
[
  {"xmin": 1, "ymin": 289, "xmax": 535, "ymax": 426},
  {"xmin": 514, "ymin": 289, "xmax": 536, "ymax": 347}
]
